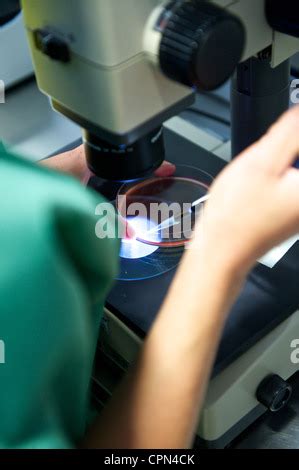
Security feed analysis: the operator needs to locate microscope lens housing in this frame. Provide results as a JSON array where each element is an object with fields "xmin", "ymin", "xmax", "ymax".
[
  {"xmin": 84, "ymin": 128, "xmax": 165, "ymax": 182},
  {"xmin": 22, "ymin": 0, "xmax": 299, "ymax": 181}
]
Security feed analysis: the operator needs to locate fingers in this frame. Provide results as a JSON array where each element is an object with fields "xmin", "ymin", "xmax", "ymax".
[
  {"xmin": 252, "ymin": 106, "xmax": 299, "ymax": 175},
  {"xmin": 82, "ymin": 169, "xmax": 93, "ymax": 186},
  {"xmin": 154, "ymin": 161, "xmax": 176, "ymax": 177},
  {"xmin": 125, "ymin": 220, "xmax": 136, "ymax": 239},
  {"xmin": 116, "ymin": 214, "xmax": 136, "ymax": 240}
]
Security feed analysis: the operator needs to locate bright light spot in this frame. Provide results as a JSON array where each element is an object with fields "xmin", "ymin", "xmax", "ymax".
[{"xmin": 120, "ymin": 217, "xmax": 160, "ymax": 259}]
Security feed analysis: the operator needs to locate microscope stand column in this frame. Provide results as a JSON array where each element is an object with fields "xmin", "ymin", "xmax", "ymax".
[{"xmin": 231, "ymin": 55, "xmax": 290, "ymax": 157}]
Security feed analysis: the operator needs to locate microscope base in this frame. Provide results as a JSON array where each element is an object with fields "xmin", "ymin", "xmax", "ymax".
[
  {"xmin": 197, "ymin": 310, "xmax": 299, "ymax": 447},
  {"xmin": 94, "ymin": 309, "xmax": 299, "ymax": 448}
]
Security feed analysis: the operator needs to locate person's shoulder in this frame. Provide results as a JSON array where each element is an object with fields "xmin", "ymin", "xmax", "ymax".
[
  {"xmin": 0, "ymin": 146, "xmax": 120, "ymax": 302},
  {"xmin": 0, "ymin": 146, "xmax": 106, "ymax": 207}
]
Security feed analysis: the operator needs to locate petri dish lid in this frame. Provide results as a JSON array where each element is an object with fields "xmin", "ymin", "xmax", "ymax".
[{"xmin": 117, "ymin": 164, "xmax": 213, "ymax": 248}]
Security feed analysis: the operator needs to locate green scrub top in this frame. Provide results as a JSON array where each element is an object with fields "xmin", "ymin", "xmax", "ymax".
[{"xmin": 0, "ymin": 146, "xmax": 120, "ymax": 448}]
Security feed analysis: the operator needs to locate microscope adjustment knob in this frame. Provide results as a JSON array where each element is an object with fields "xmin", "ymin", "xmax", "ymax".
[
  {"xmin": 256, "ymin": 374, "xmax": 292, "ymax": 413},
  {"xmin": 159, "ymin": 0, "xmax": 245, "ymax": 91},
  {"xmin": 266, "ymin": 0, "xmax": 299, "ymax": 38},
  {"xmin": 35, "ymin": 30, "xmax": 71, "ymax": 63}
]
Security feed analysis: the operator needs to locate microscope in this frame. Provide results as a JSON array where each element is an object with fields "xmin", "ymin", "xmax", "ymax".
[
  {"xmin": 22, "ymin": 0, "xmax": 299, "ymax": 447},
  {"xmin": 0, "ymin": 1, "xmax": 33, "ymax": 88}
]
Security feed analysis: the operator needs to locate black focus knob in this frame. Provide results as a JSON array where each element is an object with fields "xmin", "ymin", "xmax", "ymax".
[
  {"xmin": 266, "ymin": 0, "xmax": 299, "ymax": 38},
  {"xmin": 256, "ymin": 374, "xmax": 292, "ymax": 413},
  {"xmin": 35, "ymin": 30, "xmax": 70, "ymax": 63},
  {"xmin": 159, "ymin": 0, "xmax": 245, "ymax": 91}
]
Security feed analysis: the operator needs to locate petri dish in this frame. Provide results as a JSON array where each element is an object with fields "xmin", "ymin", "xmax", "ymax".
[
  {"xmin": 117, "ymin": 214, "xmax": 184, "ymax": 281},
  {"xmin": 117, "ymin": 164, "xmax": 213, "ymax": 249},
  {"xmin": 117, "ymin": 244, "xmax": 183, "ymax": 282}
]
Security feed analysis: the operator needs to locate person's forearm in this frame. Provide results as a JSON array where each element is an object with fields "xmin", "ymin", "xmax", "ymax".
[
  {"xmin": 39, "ymin": 145, "xmax": 86, "ymax": 180},
  {"xmin": 84, "ymin": 242, "xmax": 247, "ymax": 449}
]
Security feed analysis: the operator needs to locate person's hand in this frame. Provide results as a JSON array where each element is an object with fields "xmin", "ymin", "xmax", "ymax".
[
  {"xmin": 40, "ymin": 145, "xmax": 87, "ymax": 180},
  {"xmin": 193, "ymin": 106, "xmax": 299, "ymax": 276}
]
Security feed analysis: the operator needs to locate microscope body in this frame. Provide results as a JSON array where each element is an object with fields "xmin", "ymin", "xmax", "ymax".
[
  {"xmin": 22, "ymin": 0, "xmax": 299, "ymax": 179},
  {"xmin": 22, "ymin": 0, "xmax": 193, "ymax": 145}
]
